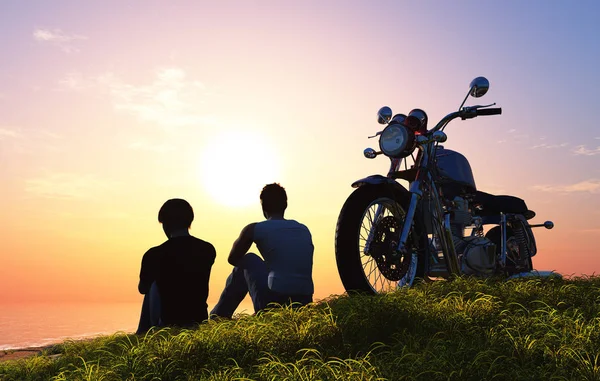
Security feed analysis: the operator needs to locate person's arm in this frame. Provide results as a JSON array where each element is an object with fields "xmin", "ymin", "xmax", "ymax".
[
  {"xmin": 138, "ymin": 249, "xmax": 156, "ymax": 294},
  {"xmin": 227, "ymin": 223, "xmax": 256, "ymax": 266}
]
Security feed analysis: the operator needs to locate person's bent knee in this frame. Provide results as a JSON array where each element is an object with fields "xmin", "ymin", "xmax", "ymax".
[
  {"xmin": 239, "ymin": 252, "xmax": 263, "ymax": 268},
  {"xmin": 244, "ymin": 252, "xmax": 262, "ymax": 262}
]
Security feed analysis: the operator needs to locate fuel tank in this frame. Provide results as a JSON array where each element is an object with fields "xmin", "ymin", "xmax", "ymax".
[{"xmin": 435, "ymin": 146, "xmax": 476, "ymax": 192}]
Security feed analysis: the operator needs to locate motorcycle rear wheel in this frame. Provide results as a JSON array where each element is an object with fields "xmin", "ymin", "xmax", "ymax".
[{"xmin": 335, "ymin": 184, "xmax": 425, "ymax": 294}]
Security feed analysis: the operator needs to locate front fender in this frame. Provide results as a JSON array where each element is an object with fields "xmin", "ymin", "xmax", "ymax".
[{"xmin": 351, "ymin": 174, "xmax": 400, "ymax": 188}]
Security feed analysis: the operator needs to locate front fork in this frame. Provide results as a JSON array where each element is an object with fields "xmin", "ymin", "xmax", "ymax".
[
  {"xmin": 396, "ymin": 175, "xmax": 461, "ymax": 275},
  {"xmin": 397, "ymin": 185, "xmax": 421, "ymax": 252},
  {"xmin": 364, "ymin": 158, "xmax": 403, "ymax": 254}
]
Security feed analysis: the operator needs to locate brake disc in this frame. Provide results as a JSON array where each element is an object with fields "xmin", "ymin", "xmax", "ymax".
[{"xmin": 369, "ymin": 216, "xmax": 410, "ymax": 281}]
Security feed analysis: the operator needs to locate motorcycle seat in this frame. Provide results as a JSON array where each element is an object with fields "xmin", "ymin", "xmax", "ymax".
[{"xmin": 474, "ymin": 191, "xmax": 535, "ymax": 220}]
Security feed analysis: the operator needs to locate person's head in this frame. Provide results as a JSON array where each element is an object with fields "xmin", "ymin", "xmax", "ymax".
[
  {"xmin": 158, "ymin": 198, "xmax": 194, "ymax": 236},
  {"xmin": 260, "ymin": 183, "xmax": 287, "ymax": 218}
]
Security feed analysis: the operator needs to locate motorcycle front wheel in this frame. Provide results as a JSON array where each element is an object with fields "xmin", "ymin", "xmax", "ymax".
[{"xmin": 335, "ymin": 184, "xmax": 425, "ymax": 294}]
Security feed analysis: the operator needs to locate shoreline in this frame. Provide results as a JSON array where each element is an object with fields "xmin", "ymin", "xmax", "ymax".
[
  {"xmin": 0, "ymin": 346, "xmax": 50, "ymax": 362},
  {"xmin": 0, "ymin": 335, "xmax": 113, "ymax": 363},
  {"xmin": 0, "ymin": 330, "xmax": 135, "ymax": 354}
]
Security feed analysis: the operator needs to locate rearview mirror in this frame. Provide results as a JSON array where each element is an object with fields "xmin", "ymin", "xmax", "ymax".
[
  {"xmin": 469, "ymin": 77, "xmax": 489, "ymax": 98},
  {"xmin": 377, "ymin": 106, "xmax": 393, "ymax": 124}
]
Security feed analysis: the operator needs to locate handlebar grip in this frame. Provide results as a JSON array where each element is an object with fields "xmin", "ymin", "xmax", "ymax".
[{"xmin": 476, "ymin": 108, "xmax": 502, "ymax": 116}]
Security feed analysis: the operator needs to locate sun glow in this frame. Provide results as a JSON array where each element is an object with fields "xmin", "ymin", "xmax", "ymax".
[{"xmin": 199, "ymin": 129, "xmax": 281, "ymax": 207}]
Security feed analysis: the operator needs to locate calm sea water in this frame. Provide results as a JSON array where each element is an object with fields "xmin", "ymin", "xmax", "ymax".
[{"xmin": 0, "ymin": 300, "xmax": 255, "ymax": 350}]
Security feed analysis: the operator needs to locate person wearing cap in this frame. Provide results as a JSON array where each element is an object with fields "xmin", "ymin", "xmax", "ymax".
[
  {"xmin": 136, "ymin": 198, "xmax": 216, "ymax": 333},
  {"xmin": 210, "ymin": 183, "xmax": 314, "ymax": 318}
]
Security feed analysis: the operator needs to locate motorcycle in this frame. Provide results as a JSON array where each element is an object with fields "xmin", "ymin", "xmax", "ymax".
[{"xmin": 334, "ymin": 77, "xmax": 555, "ymax": 294}]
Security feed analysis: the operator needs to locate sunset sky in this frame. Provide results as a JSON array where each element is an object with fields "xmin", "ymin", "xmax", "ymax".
[{"xmin": 1, "ymin": 0, "xmax": 599, "ymax": 305}]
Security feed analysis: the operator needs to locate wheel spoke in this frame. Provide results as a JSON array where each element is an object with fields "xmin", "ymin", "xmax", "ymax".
[
  {"xmin": 365, "ymin": 259, "xmax": 377, "ymax": 279},
  {"xmin": 361, "ymin": 207, "xmax": 376, "ymax": 244},
  {"xmin": 381, "ymin": 272, "xmax": 390, "ymax": 291},
  {"xmin": 374, "ymin": 266, "xmax": 381, "ymax": 288}
]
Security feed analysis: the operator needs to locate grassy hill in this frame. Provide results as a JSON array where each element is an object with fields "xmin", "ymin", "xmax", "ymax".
[{"xmin": 1, "ymin": 276, "xmax": 599, "ymax": 380}]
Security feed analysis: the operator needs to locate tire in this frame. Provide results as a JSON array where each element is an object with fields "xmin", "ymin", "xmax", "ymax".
[
  {"xmin": 485, "ymin": 226, "xmax": 533, "ymax": 274},
  {"xmin": 335, "ymin": 184, "xmax": 425, "ymax": 294}
]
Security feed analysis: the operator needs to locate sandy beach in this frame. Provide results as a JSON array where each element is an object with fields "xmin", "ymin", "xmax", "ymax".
[{"xmin": 0, "ymin": 346, "xmax": 48, "ymax": 362}]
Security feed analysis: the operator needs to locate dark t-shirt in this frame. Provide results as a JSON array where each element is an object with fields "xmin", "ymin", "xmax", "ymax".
[{"xmin": 139, "ymin": 236, "xmax": 216, "ymax": 326}]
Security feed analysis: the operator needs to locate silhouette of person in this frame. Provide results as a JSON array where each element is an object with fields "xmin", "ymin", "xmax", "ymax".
[
  {"xmin": 136, "ymin": 198, "xmax": 216, "ymax": 333},
  {"xmin": 211, "ymin": 183, "xmax": 314, "ymax": 318}
]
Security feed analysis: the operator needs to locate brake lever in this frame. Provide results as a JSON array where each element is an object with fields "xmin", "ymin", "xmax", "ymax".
[
  {"xmin": 464, "ymin": 102, "xmax": 496, "ymax": 111},
  {"xmin": 368, "ymin": 131, "xmax": 383, "ymax": 139}
]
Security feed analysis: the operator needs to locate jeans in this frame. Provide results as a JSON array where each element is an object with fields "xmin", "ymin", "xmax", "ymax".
[
  {"xmin": 210, "ymin": 253, "xmax": 312, "ymax": 318},
  {"xmin": 136, "ymin": 282, "xmax": 162, "ymax": 334}
]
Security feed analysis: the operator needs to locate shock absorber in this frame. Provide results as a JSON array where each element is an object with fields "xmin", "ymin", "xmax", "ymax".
[{"xmin": 511, "ymin": 219, "xmax": 530, "ymax": 259}]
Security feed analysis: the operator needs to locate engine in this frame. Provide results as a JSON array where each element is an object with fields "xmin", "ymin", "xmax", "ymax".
[{"xmin": 449, "ymin": 196, "xmax": 497, "ymax": 276}]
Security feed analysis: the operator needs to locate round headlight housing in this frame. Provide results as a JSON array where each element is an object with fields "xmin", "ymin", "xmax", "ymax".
[{"xmin": 378, "ymin": 123, "xmax": 415, "ymax": 158}]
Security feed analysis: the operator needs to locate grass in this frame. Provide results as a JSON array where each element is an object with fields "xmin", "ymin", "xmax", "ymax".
[{"xmin": 1, "ymin": 276, "xmax": 600, "ymax": 380}]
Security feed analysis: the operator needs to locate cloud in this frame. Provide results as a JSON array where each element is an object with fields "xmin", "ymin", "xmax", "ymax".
[
  {"xmin": 0, "ymin": 127, "xmax": 21, "ymax": 139},
  {"xmin": 33, "ymin": 29, "xmax": 87, "ymax": 43},
  {"xmin": 59, "ymin": 210, "xmax": 130, "ymax": 220},
  {"xmin": 38, "ymin": 130, "xmax": 63, "ymax": 140},
  {"xmin": 97, "ymin": 68, "xmax": 216, "ymax": 128},
  {"xmin": 530, "ymin": 142, "xmax": 568, "ymax": 149},
  {"xmin": 0, "ymin": 127, "xmax": 61, "ymax": 140},
  {"xmin": 58, "ymin": 72, "xmax": 94, "ymax": 91},
  {"xmin": 508, "ymin": 129, "xmax": 516, "ymax": 133},
  {"xmin": 129, "ymin": 141, "xmax": 175, "ymax": 153},
  {"xmin": 33, "ymin": 28, "xmax": 87, "ymax": 53},
  {"xmin": 530, "ymin": 179, "xmax": 600, "ymax": 194},
  {"xmin": 0, "ymin": 127, "xmax": 63, "ymax": 155},
  {"xmin": 574, "ymin": 145, "xmax": 600, "ymax": 156},
  {"xmin": 58, "ymin": 68, "xmax": 216, "ymax": 128},
  {"xmin": 25, "ymin": 172, "xmax": 117, "ymax": 199},
  {"xmin": 580, "ymin": 228, "xmax": 600, "ymax": 234}
]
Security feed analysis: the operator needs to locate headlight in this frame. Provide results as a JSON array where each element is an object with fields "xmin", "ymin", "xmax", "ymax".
[{"xmin": 378, "ymin": 123, "xmax": 415, "ymax": 158}]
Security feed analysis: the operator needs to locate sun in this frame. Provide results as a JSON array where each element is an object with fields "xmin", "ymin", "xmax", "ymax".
[{"xmin": 199, "ymin": 129, "xmax": 281, "ymax": 207}]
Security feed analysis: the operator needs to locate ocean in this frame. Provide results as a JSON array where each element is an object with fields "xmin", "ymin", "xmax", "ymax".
[{"xmin": 0, "ymin": 300, "xmax": 255, "ymax": 350}]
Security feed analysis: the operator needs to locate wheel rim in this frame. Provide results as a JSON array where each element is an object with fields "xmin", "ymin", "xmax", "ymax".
[{"xmin": 358, "ymin": 197, "xmax": 418, "ymax": 293}]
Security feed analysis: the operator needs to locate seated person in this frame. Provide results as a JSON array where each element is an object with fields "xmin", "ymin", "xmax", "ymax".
[
  {"xmin": 211, "ymin": 183, "xmax": 314, "ymax": 318},
  {"xmin": 136, "ymin": 198, "xmax": 216, "ymax": 333}
]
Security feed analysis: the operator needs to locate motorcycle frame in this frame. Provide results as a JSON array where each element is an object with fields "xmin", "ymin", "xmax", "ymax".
[
  {"xmin": 389, "ymin": 137, "xmax": 462, "ymax": 276},
  {"xmin": 387, "ymin": 109, "xmax": 489, "ymax": 276}
]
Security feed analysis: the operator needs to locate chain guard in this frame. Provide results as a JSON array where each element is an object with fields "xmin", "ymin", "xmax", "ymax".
[{"xmin": 368, "ymin": 216, "xmax": 410, "ymax": 281}]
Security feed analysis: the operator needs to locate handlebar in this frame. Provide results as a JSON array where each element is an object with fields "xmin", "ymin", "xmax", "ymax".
[
  {"xmin": 429, "ymin": 106, "xmax": 502, "ymax": 133},
  {"xmin": 476, "ymin": 107, "xmax": 502, "ymax": 116}
]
